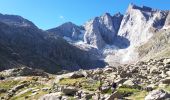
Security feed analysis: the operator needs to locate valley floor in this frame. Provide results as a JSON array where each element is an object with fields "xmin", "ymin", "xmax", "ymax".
[{"xmin": 1, "ymin": 58, "xmax": 170, "ymax": 100}]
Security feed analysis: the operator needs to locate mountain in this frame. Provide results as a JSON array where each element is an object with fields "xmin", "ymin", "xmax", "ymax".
[
  {"xmin": 0, "ymin": 13, "xmax": 37, "ymax": 28},
  {"xmin": 84, "ymin": 13, "xmax": 123, "ymax": 49},
  {"xmin": 48, "ymin": 4, "xmax": 170, "ymax": 65},
  {"xmin": 0, "ymin": 15, "xmax": 105, "ymax": 73},
  {"xmin": 47, "ymin": 22, "xmax": 84, "ymax": 41},
  {"xmin": 118, "ymin": 3, "xmax": 169, "ymax": 46},
  {"xmin": 1, "ymin": 3, "xmax": 170, "ymax": 73}
]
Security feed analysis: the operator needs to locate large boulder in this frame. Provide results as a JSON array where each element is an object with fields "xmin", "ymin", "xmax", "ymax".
[
  {"xmin": 62, "ymin": 87, "xmax": 78, "ymax": 96},
  {"xmin": 105, "ymin": 91, "xmax": 122, "ymax": 100},
  {"xmin": 123, "ymin": 79, "xmax": 135, "ymax": 86},
  {"xmin": 161, "ymin": 77, "xmax": 170, "ymax": 84},
  {"xmin": 39, "ymin": 92, "xmax": 62, "ymax": 100},
  {"xmin": 145, "ymin": 89, "xmax": 170, "ymax": 100},
  {"xmin": 69, "ymin": 71, "xmax": 85, "ymax": 79}
]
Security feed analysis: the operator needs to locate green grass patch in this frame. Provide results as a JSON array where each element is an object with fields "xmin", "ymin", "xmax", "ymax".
[
  {"xmin": 117, "ymin": 87, "xmax": 140, "ymax": 97},
  {"xmin": 59, "ymin": 78, "xmax": 100, "ymax": 91},
  {"xmin": 0, "ymin": 80, "xmax": 20, "ymax": 90},
  {"xmin": 127, "ymin": 90, "xmax": 148, "ymax": 100}
]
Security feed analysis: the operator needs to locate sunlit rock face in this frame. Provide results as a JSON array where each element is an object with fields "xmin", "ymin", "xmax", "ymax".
[
  {"xmin": 118, "ymin": 4, "xmax": 169, "ymax": 46},
  {"xmin": 84, "ymin": 13, "xmax": 123, "ymax": 49}
]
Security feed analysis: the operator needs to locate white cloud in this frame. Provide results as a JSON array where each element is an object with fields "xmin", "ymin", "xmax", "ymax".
[{"xmin": 59, "ymin": 15, "xmax": 65, "ymax": 20}]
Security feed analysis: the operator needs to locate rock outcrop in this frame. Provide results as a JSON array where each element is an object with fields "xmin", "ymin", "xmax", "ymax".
[
  {"xmin": 84, "ymin": 13, "xmax": 123, "ymax": 48},
  {"xmin": 118, "ymin": 3, "xmax": 169, "ymax": 46}
]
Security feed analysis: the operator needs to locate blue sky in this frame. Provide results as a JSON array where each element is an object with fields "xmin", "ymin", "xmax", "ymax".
[{"xmin": 0, "ymin": 0, "xmax": 169, "ymax": 29}]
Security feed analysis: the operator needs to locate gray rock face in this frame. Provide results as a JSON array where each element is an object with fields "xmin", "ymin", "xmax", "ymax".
[
  {"xmin": 84, "ymin": 13, "xmax": 123, "ymax": 48},
  {"xmin": 145, "ymin": 89, "xmax": 170, "ymax": 100},
  {"xmin": 0, "ymin": 13, "xmax": 37, "ymax": 28},
  {"xmin": 118, "ymin": 4, "xmax": 169, "ymax": 46},
  {"xmin": 164, "ymin": 12, "xmax": 170, "ymax": 28},
  {"xmin": 47, "ymin": 22, "xmax": 84, "ymax": 41}
]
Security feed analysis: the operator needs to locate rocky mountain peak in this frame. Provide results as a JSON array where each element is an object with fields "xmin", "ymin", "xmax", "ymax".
[
  {"xmin": 84, "ymin": 12, "xmax": 123, "ymax": 48},
  {"xmin": 0, "ymin": 13, "xmax": 37, "ymax": 28},
  {"xmin": 127, "ymin": 3, "xmax": 153, "ymax": 12},
  {"xmin": 47, "ymin": 22, "xmax": 84, "ymax": 41}
]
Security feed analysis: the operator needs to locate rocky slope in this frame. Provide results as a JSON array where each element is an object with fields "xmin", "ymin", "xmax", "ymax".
[
  {"xmin": 1, "ymin": 58, "xmax": 170, "ymax": 100},
  {"xmin": 0, "ymin": 15, "xmax": 105, "ymax": 73}
]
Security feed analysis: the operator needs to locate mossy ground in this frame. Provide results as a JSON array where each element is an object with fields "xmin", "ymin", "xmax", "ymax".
[{"xmin": 59, "ymin": 78, "xmax": 100, "ymax": 91}]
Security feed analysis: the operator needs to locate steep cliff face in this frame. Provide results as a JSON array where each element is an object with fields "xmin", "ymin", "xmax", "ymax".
[
  {"xmin": 84, "ymin": 13, "xmax": 123, "ymax": 48},
  {"xmin": 118, "ymin": 4, "xmax": 169, "ymax": 46},
  {"xmin": 47, "ymin": 4, "xmax": 170, "ymax": 65}
]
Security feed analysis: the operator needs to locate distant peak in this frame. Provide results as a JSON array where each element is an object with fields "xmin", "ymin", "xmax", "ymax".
[
  {"xmin": 113, "ymin": 12, "xmax": 123, "ymax": 17},
  {"xmin": 102, "ymin": 13, "xmax": 112, "ymax": 17},
  {"xmin": 128, "ymin": 3, "xmax": 153, "ymax": 12}
]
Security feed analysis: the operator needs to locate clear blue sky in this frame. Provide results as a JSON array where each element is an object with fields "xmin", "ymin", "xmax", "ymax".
[{"xmin": 0, "ymin": 0, "xmax": 169, "ymax": 30}]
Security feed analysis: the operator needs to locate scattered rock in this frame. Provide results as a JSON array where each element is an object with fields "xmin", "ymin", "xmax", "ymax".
[
  {"xmin": 62, "ymin": 86, "xmax": 78, "ymax": 96},
  {"xmin": 39, "ymin": 92, "xmax": 62, "ymax": 100},
  {"xmin": 69, "ymin": 72, "xmax": 85, "ymax": 78},
  {"xmin": 0, "ymin": 88, "xmax": 6, "ymax": 93},
  {"xmin": 161, "ymin": 77, "xmax": 170, "ymax": 84},
  {"xmin": 106, "ymin": 91, "xmax": 122, "ymax": 100},
  {"xmin": 123, "ymin": 79, "xmax": 135, "ymax": 86},
  {"xmin": 145, "ymin": 89, "xmax": 170, "ymax": 100}
]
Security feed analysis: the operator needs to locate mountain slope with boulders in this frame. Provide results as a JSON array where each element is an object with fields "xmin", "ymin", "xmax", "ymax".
[
  {"xmin": 0, "ymin": 14, "xmax": 105, "ymax": 73},
  {"xmin": 1, "ymin": 3, "xmax": 170, "ymax": 100}
]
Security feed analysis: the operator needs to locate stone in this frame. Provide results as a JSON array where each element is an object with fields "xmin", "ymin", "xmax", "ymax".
[
  {"xmin": 101, "ymin": 86, "xmax": 111, "ymax": 93},
  {"xmin": 105, "ymin": 91, "xmax": 122, "ymax": 100},
  {"xmin": 114, "ymin": 78, "xmax": 127, "ymax": 84},
  {"xmin": 0, "ymin": 88, "xmax": 6, "ymax": 93},
  {"xmin": 39, "ymin": 92, "xmax": 62, "ymax": 100},
  {"xmin": 150, "ymin": 66, "xmax": 161, "ymax": 74},
  {"xmin": 144, "ymin": 84, "xmax": 155, "ymax": 92},
  {"xmin": 69, "ymin": 72, "xmax": 85, "ymax": 78},
  {"xmin": 163, "ymin": 59, "xmax": 170, "ymax": 64},
  {"xmin": 103, "ymin": 67, "xmax": 113, "ymax": 73},
  {"xmin": 145, "ymin": 89, "xmax": 170, "ymax": 100},
  {"xmin": 166, "ymin": 71, "xmax": 170, "ymax": 77},
  {"xmin": 42, "ymin": 87, "xmax": 50, "ymax": 92},
  {"xmin": 62, "ymin": 87, "xmax": 78, "ymax": 96},
  {"xmin": 93, "ymin": 68, "xmax": 103, "ymax": 74},
  {"xmin": 123, "ymin": 79, "xmax": 135, "ymax": 86},
  {"xmin": 161, "ymin": 77, "xmax": 170, "ymax": 84}
]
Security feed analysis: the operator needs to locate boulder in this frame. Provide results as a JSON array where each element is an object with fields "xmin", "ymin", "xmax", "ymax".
[
  {"xmin": 39, "ymin": 92, "xmax": 62, "ymax": 100},
  {"xmin": 163, "ymin": 59, "xmax": 170, "ymax": 64},
  {"xmin": 62, "ymin": 87, "xmax": 78, "ymax": 96},
  {"xmin": 101, "ymin": 86, "xmax": 111, "ymax": 93},
  {"xmin": 0, "ymin": 88, "xmax": 6, "ymax": 93},
  {"xmin": 161, "ymin": 77, "xmax": 170, "ymax": 84},
  {"xmin": 104, "ymin": 67, "xmax": 113, "ymax": 73},
  {"xmin": 69, "ymin": 72, "xmax": 85, "ymax": 79},
  {"xmin": 105, "ymin": 91, "xmax": 122, "ymax": 100},
  {"xmin": 150, "ymin": 66, "xmax": 161, "ymax": 74},
  {"xmin": 123, "ymin": 79, "xmax": 135, "ymax": 86},
  {"xmin": 93, "ymin": 68, "xmax": 103, "ymax": 74},
  {"xmin": 145, "ymin": 89, "xmax": 170, "ymax": 100},
  {"xmin": 166, "ymin": 71, "xmax": 170, "ymax": 77}
]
